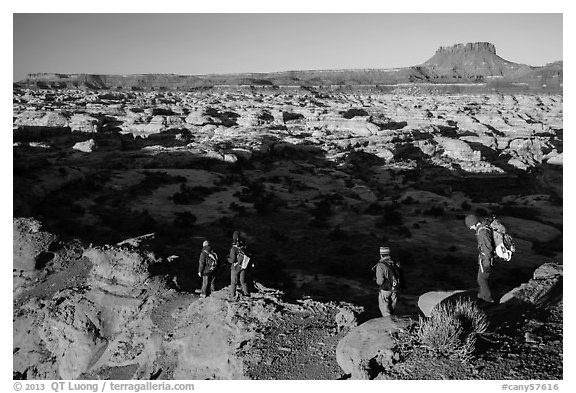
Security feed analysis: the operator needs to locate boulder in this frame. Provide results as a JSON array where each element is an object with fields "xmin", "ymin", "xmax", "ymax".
[
  {"xmin": 508, "ymin": 138, "xmax": 547, "ymax": 165},
  {"xmin": 351, "ymin": 185, "xmax": 378, "ymax": 202},
  {"xmin": 231, "ymin": 148, "xmax": 253, "ymax": 161},
  {"xmin": 336, "ymin": 316, "xmax": 412, "ymax": 379},
  {"xmin": 164, "ymin": 292, "xmax": 253, "ymax": 379},
  {"xmin": 533, "ymin": 263, "xmax": 562, "ymax": 280},
  {"xmin": 334, "ymin": 303, "xmax": 364, "ymax": 332},
  {"xmin": 375, "ymin": 148, "xmax": 394, "ymax": 162},
  {"xmin": 69, "ymin": 113, "xmax": 100, "ymax": 133},
  {"xmin": 417, "ymin": 290, "xmax": 471, "ymax": 317},
  {"xmin": 500, "ymin": 262, "xmax": 563, "ymax": 306},
  {"xmin": 546, "ymin": 152, "xmax": 563, "ymax": 166},
  {"xmin": 434, "ymin": 136, "xmax": 481, "ymax": 162},
  {"xmin": 312, "ymin": 118, "xmax": 379, "ymax": 137},
  {"xmin": 185, "ymin": 110, "xmax": 215, "ymax": 126},
  {"xmin": 13, "ymin": 218, "xmax": 57, "ymax": 271},
  {"xmin": 223, "ymin": 153, "xmax": 238, "ymax": 163},
  {"xmin": 73, "ymin": 139, "xmax": 97, "ymax": 153}
]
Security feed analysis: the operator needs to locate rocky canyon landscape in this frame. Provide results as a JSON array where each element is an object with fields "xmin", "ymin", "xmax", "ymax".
[{"xmin": 13, "ymin": 42, "xmax": 563, "ymax": 380}]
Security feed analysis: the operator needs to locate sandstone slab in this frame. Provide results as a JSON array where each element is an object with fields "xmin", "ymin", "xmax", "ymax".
[
  {"xmin": 336, "ymin": 316, "xmax": 412, "ymax": 379},
  {"xmin": 417, "ymin": 290, "xmax": 472, "ymax": 317}
]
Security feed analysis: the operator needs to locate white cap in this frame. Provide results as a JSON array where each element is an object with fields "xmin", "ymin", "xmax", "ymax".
[
  {"xmin": 202, "ymin": 240, "xmax": 210, "ymax": 247},
  {"xmin": 379, "ymin": 246, "xmax": 390, "ymax": 254}
]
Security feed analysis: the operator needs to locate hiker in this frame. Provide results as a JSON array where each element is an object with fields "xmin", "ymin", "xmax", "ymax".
[
  {"xmin": 374, "ymin": 246, "xmax": 401, "ymax": 317},
  {"xmin": 228, "ymin": 231, "xmax": 251, "ymax": 300},
  {"xmin": 465, "ymin": 214, "xmax": 496, "ymax": 303},
  {"xmin": 198, "ymin": 240, "xmax": 218, "ymax": 298}
]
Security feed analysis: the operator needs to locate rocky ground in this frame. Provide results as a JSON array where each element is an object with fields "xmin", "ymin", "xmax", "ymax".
[{"xmin": 13, "ymin": 86, "xmax": 562, "ymax": 379}]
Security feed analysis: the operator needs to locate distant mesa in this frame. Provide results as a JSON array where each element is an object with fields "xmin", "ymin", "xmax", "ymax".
[
  {"xmin": 421, "ymin": 42, "xmax": 533, "ymax": 79},
  {"xmin": 16, "ymin": 42, "xmax": 562, "ymax": 92}
]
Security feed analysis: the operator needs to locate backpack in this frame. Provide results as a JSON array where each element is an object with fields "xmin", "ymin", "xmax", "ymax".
[
  {"xmin": 234, "ymin": 246, "xmax": 251, "ymax": 270},
  {"xmin": 372, "ymin": 259, "xmax": 401, "ymax": 291},
  {"xmin": 486, "ymin": 216, "xmax": 515, "ymax": 261},
  {"xmin": 204, "ymin": 251, "xmax": 218, "ymax": 273}
]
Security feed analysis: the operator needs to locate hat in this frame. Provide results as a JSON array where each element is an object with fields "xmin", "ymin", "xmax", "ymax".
[
  {"xmin": 202, "ymin": 240, "xmax": 210, "ymax": 247},
  {"xmin": 379, "ymin": 246, "xmax": 390, "ymax": 255},
  {"xmin": 465, "ymin": 215, "xmax": 480, "ymax": 228}
]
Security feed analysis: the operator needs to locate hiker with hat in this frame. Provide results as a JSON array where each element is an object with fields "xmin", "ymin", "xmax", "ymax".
[
  {"xmin": 198, "ymin": 240, "xmax": 219, "ymax": 298},
  {"xmin": 373, "ymin": 246, "xmax": 402, "ymax": 317},
  {"xmin": 465, "ymin": 214, "xmax": 496, "ymax": 303},
  {"xmin": 228, "ymin": 231, "xmax": 251, "ymax": 300}
]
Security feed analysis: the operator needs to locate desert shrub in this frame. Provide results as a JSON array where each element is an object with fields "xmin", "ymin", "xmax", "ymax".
[
  {"xmin": 364, "ymin": 202, "xmax": 385, "ymax": 215},
  {"xmin": 172, "ymin": 184, "xmax": 220, "ymax": 205},
  {"xmin": 423, "ymin": 205, "xmax": 445, "ymax": 217},
  {"xmin": 400, "ymin": 196, "xmax": 417, "ymax": 205},
  {"xmin": 501, "ymin": 205, "xmax": 536, "ymax": 220},
  {"xmin": 395, "ymin": 226, "xmax": 412, "ymax": 238},
  {"xmin": 282, "ymin": 112, "xmax": 305, "ymax": 122},
  {"xmin": 173, "ymin": 211, "xmax": 197, "ymax": 228},
  {"xmin": 338, "ymin": 244, "xmax": 355, "ymax": 255},
  {"xmin": 254, "ymin": 192, "xmax": 284, "ymax": 216},
  {"xmin": 130, "ymin": 170, "xmax": 187, "ymax": 196},
  {"xmin": 269, "ymin": 229, "xmax": 287, "ymax": 242},
  {"xmin": 328, "ymin": 225, "xmax": 348, "ymax": 241},
  {"xmin": 475, "ymin": 207, "xmax": 489, "ymax": 217},
  {"xmin": 311, "ymin": 197, "xmax": 332, "ymax": 221},
  {"xmin": 391, "ymin": 321, "xmax": 421, "ymax": 361},
  {"xmin": 375, "ymin": 204, "xmax": 403, "ymax": 227},
  {"xmin": 418, "ymin": 299, "xmax": 488, "ymax": 361},
  {"xmin": 340, "ymin": 108, "xmax": 369, "ymax": 119},
  {"xmin": 229, "ymin": 202, "xmax": 248, "ymax": 215}
]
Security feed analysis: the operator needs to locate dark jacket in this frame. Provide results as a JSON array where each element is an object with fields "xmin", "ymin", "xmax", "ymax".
[
  {"xmin": 228, "ymin": 242, "xmax": 250, "ymax": 269},
  {"xmin": 375, "ymin": 258, "xmax": 400, "ymax": 291},
  {"xmin": 476, "ymin": 220, "xmax": 495, "ymax": 267},
  {"xmin": 199, "ymin": 246, "xmax": 218, "ymax": 276}
]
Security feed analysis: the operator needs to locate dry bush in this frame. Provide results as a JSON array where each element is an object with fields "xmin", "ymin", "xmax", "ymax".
[{"xmin": 418, "ymin": 298, "xmax": 489, "ymax": 361}]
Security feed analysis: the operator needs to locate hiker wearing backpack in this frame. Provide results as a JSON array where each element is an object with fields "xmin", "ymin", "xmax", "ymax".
[
  {"xmin": 465, "ymin": 215, "xmax": 496, "ymax": 303},
  {"xmin": 198, "ymin": 240, "xmax": 219, "ymax": 298},
  {"xmin": 374, "ymin": 246, "xmax": 401, "ymax": 317},
  {"xmin": 228, "ymin": 231, "xmax": 251, "ymax": 300}
]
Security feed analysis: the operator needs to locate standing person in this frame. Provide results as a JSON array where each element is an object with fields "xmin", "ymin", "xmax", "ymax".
[
  {"xmin": 198, "ymin": 240, "xmax": 218, "ymax": 298},
  {"xmin": 228, "ymin": 231, "xmax": 250, "ymax": 300},
  {"xmin": 465, "ymin": 214, "xmax": 496, "ymax": 303},
  {"xmin": 374, "ymin": 246, "xmax": 401, "ymax": 317}
]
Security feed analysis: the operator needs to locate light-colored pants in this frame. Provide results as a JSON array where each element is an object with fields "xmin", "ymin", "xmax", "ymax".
[{"xmin": 378, "ymin": 289, "xmax": 398, "ymax": 317}]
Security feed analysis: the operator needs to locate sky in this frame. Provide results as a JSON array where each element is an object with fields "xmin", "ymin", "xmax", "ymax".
[{"xmin": 12, "ymin": 13, "xmax": 563, "ymax": 81}]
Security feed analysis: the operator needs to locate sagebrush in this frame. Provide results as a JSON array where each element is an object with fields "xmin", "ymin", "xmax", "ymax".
[{"xmin": 418, "ymin": 298, "xmax": 489, "ymax": 360}]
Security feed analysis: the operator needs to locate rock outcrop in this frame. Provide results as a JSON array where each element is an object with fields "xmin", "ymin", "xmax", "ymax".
[
  {"xmin": 13, "ymin": 227, "xmax": 360, "ymax": 380},
  {"xmin": 13, "ymin": 218, "xmax": 57, "ymax": 271},
  {"xmin": 336, "ymin": 316, "xmax": 413, "ymax": 379},
  {"xmin": 500, "ymin": 262, "xmax": 562, "ymax": 306}
]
